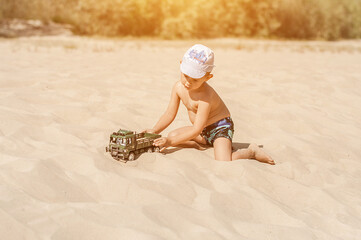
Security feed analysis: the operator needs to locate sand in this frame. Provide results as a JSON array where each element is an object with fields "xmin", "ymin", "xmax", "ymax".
[{"xmin": 0, "ymin": 36, "xmax": 361, "ymax": 240}]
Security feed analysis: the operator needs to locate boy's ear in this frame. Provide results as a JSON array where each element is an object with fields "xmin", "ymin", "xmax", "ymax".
[{"xmin": 206, "ymin": 73, "xmax": 213, "ymax": 81}]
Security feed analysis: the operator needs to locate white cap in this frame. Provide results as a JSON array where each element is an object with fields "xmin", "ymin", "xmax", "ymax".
[{"xmin": 180, "ymin": 44, "xmax": 215, "ymax": 79}]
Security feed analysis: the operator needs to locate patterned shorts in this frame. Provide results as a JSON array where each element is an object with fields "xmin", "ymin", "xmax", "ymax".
[{"xmin": 201, "ymin": 117, "xmax": 234, "ymax": 146}]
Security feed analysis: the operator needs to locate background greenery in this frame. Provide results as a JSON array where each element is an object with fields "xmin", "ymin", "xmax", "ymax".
[{"xmin": 1, "ymin": 0, "xmax": 361, "ymax": 40}]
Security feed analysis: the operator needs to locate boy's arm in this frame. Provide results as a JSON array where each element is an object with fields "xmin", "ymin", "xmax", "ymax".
[{"xmin": 150, "ymin": 82, "xmax": 181, "ymax": 134}]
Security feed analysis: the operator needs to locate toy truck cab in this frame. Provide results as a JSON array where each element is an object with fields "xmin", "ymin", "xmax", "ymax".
[{"xmin": 106, "ymin": 129, "xmax": 161, "ymax": 161}]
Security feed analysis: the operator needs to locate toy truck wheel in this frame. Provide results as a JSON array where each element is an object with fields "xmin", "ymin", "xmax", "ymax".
[
  {"xmin": 147, "ymin": 147, "xmax": 153, "ymax": 153},
  {"xmin": 128, "ymin": 152, "xmax": 135, "ymax": 161},
  {"xmin": 154, "ymin": 147, "xmax": 160, "ymax": 152}
]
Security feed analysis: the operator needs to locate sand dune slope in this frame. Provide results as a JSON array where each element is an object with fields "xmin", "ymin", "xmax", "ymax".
[{"xmin": 0, "ymin": 37, "xmax": 361, "ymax": 240}]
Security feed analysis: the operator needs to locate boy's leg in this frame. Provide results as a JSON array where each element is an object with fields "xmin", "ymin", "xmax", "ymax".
[
  {"xmin": 248, "ymin": 143, "xmax": 275, "ymax": 165},
  {"xmin": 213, "ymin": 137, "xmax": 255, "ymax": 161},
  {"xmin": 167, "ymin": 126, "xmax": 207, "ymax": 150},
  {"xmin": 213, "ymin": 137, "xmax": 233, "ymax": 161},
  {"xmin": 231, "ymin": 147, "xmax": 254, "ymax": 160},
  {"xmin": 214, "ymin": 139, "xmax": 275, "ymax": 164},
  {"xmin": 233, "ymin": 143, "xmax": 275, "ymax": 165}
]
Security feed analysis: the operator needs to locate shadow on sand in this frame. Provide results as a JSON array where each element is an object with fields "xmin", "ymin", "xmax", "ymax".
[{"xmin": 161, "ymin": 142, "xmax": 263, "ymax": 155}]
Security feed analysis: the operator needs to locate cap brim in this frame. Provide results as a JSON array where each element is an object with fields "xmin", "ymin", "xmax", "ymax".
[{"xmin": 180, "ymin": 62, "xmax": 206, "ymax": 79}]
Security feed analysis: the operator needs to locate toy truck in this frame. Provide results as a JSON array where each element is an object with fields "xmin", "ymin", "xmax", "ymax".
[{"xmin": 105, "ymin": 129, "xmax": 161, "ymax": 161}]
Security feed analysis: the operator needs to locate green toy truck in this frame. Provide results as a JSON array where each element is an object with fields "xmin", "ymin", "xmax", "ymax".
[{"xmin": 106, "ymin": 129, "xmax": 161, "ymax": 161}]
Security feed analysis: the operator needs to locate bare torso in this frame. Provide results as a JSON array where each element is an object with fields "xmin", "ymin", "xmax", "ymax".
[{"xmin": 175, "ymin": 81, "xmax": 230, "ymax": 127}]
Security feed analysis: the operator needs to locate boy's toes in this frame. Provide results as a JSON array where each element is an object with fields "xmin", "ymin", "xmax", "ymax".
[
  {"xmin": 253, "ymin": 146, "xmax": 275, "ymax": 165},
  {"xmin": 268, "ymin": 157, "xmax": 276, "ymax": 165}
]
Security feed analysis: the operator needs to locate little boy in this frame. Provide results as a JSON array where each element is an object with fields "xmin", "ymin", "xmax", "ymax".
[{"xmin": 145, "ymin": 44, "xmax": 274, "ymax": 164}]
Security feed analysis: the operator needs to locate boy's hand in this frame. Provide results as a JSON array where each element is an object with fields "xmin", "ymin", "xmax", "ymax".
[{"xmin": 153, "ymin": 137, "xmax": 170, "ymax": 152}]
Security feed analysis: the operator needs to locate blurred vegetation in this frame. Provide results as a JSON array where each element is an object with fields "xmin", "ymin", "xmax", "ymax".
[{"xmin": 1, "ymin": 0, "xmax": 361, "ymax": 40}]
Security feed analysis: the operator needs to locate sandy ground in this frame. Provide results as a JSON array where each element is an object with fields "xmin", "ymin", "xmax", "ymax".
[{"xmin": 0, "ymin": 36, "xmax": 361, "ymax": 240}]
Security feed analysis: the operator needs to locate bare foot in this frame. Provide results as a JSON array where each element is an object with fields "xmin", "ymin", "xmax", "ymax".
[{"xmin": 249, "ymin": 143, "xmax": 275, "ymax": 165}]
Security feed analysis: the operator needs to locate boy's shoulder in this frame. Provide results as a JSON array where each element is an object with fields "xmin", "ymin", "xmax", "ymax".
[
  {"xmin": 174, "ymin": 80, "xmax": 183, "ymax": 89},
  {"xmin": 171, "ymin": 81, "xmax": 183, "ymax": 95},
  {"xmin": 199, "ymin": 83, "xmax": 216, "ymax": 101}
]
